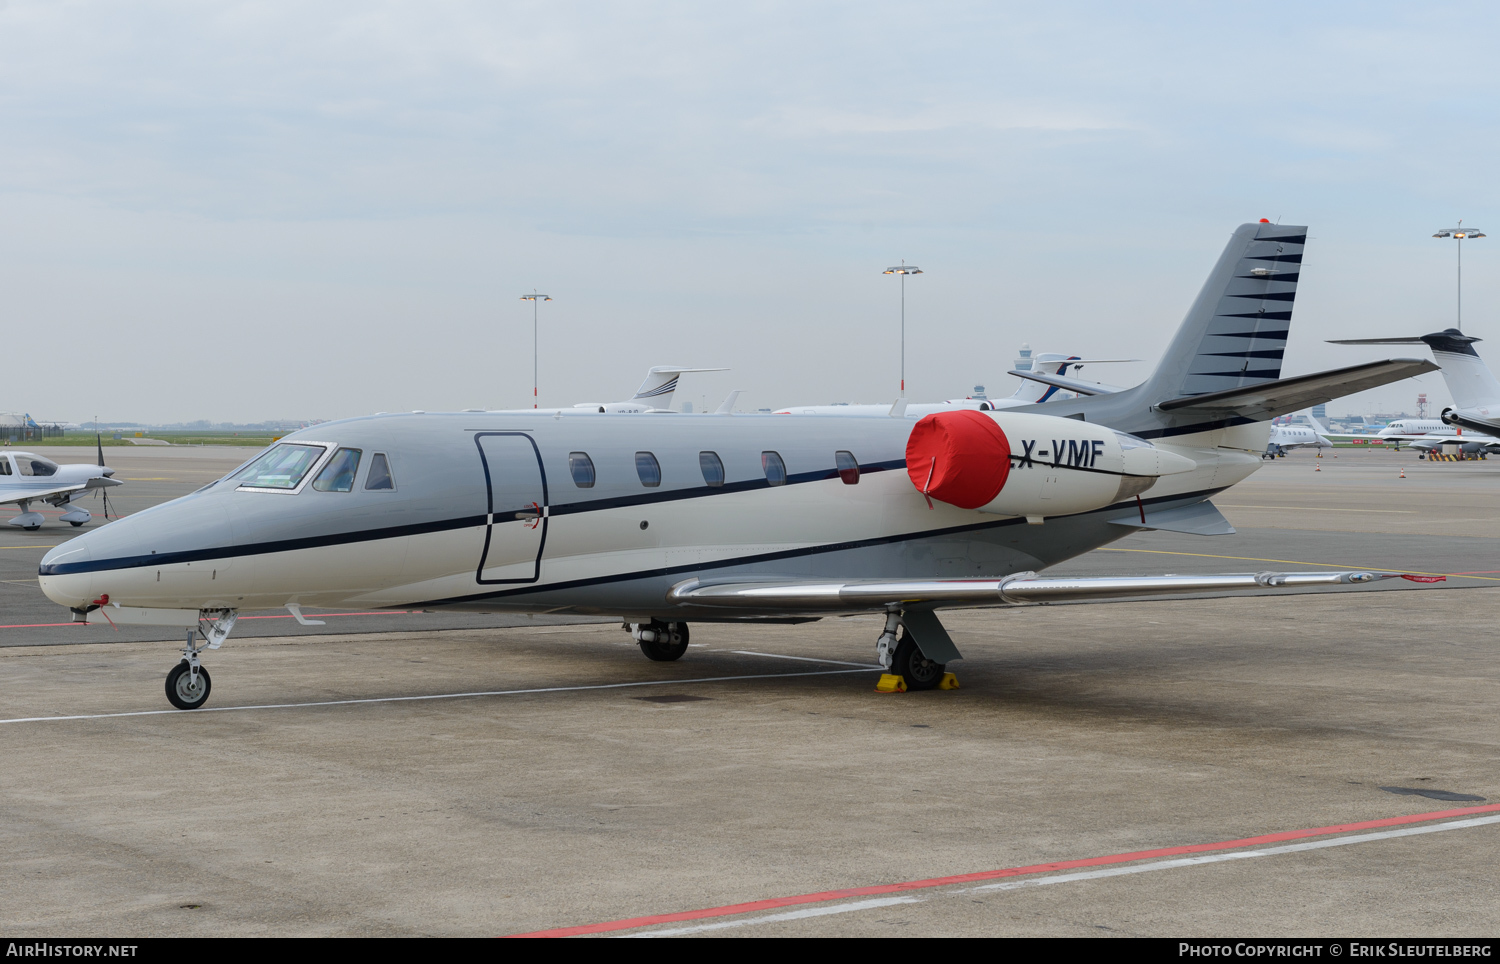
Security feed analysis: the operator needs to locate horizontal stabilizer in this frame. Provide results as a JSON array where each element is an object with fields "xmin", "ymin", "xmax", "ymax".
[
  {"xmin": 1154, "ymin": 358, "xmax": 1437, "ymax": 418},
  {"xmin": 1006, "ymin": 370, "xmax": 1123, "ymax": 397},
  {"xmin": 667, "ymin": 569, "xmax": 1424, "ymax": 612},
  {"xmin": 1325, "ymin": 337, "xmax": 1431, "ymax": 345},
  {"xmin": 1109, "ymin": 500, "xmax": 1236, "ymax": 536}
]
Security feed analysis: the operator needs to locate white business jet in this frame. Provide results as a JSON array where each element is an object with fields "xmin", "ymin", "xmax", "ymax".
[
  {"xmin": 494, "ymin": 366, "xmax": 729, "ymax": 415},
  {"xmin": 774, "ymin": 353, "xmax": 1136, "ymax": 417}
]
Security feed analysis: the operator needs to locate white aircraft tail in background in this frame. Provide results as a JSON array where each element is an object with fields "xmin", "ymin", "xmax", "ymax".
[
  {"xmin": 573, "ymin": 366, "xmax": 729, "ymax": 414},
  {"xmin": 1329, "ymin": 329, "xmax": 1500, "ymax": 436}
]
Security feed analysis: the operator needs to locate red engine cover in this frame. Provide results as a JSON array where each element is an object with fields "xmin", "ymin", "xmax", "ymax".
[{"xmin": 905, "ymin": 410, "xmax": 1012, "ymax": 509}]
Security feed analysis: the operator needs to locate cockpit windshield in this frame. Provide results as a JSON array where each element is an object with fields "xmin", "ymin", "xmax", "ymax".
[{"xmin": 231, "ymin": 444, "xmax": 327, "ymax": 490}]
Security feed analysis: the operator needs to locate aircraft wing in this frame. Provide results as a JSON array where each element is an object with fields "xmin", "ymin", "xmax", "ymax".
[
  {"xmin": 1006, "ymin": 370, "xmax": 1125, "ymax": 396},
  {"xmin": 0, "ymin": 477, "xmax": 121, "ymax": 508},
  {"xmin": 1155, "ymin": 359, "xmax": 1437, "ymax": 419},
  {"xmin": 667, "ymin": 570, "xmax": 1427, "ymax": 613}
]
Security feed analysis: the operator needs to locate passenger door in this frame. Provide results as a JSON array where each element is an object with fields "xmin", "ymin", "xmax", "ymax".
[{"xmin": 475, "ymin": 433, "xmax": 549, "ymax": 584}]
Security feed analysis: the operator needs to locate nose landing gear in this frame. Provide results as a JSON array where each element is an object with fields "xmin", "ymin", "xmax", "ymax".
[{"xmin": 163, "ymin": 610, "xmax": 238, "ymax": 710}]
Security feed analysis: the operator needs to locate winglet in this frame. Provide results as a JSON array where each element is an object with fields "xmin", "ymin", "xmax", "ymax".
[
  {"xmin": 889, "ymin": 398, "xmax": 909, "ymax": 418},
  {"xmin": 714, "ymin": 390, "xmax": 742, "ymax": 415}
]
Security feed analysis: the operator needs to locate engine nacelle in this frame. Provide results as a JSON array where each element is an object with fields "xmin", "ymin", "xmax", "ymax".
[
  {"xmin": 1441, "ymin": 407, "xmax": 1459, "ymax": 426},
  {"xmin": 906, "ymin": 410, "xmax": 1196, "ymax": 519}
]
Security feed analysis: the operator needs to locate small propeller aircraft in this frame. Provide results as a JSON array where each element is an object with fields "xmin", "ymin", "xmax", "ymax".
[
  {"xmin": 3, "ymin": 435, "xmax": 120, "ymax": 530},
  {"xmin": 40, "ymin": 223, "xmax": 1444, "ymax": 710}
]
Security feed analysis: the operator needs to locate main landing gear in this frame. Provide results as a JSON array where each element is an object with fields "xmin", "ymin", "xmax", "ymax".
[
  {"xmin": 627, "ymin": 620, "xmax": 690, "ymax": 661},
  {"xmin": 165, "ymin": 610, "xmax": 238, "ymax": 710},
  {"xmin": 875, "ymin": 611, "xmax": 946, "ymax": 690}
]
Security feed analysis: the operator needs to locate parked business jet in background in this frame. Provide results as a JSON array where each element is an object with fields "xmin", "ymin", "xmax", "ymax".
[
  {"xmin": 2, "ymin": 440, "xmax": 119, "ymax": 529},
  {"xmin": 1330, "ymin": 328, "xmax": 1500, "ymax": 438},
  {"xmin": 774, "ymin": 353, "xmax": 1136, "ymax": 416},
  {"xmin": 1262, "ymin": 415, "xmax": 1333, "ymax": 458},
  {"xmin": 40, "ymin": 223, "xmax": 1443, "ymax": 711},
  {"xmin": 491, "ymin": 366, "xmax": 729, "ymax": 415}
]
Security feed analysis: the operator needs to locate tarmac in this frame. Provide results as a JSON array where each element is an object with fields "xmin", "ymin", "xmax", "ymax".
[{"xmin": 1, "ymin": 444, "xmax": 1497, "ymax": 936}]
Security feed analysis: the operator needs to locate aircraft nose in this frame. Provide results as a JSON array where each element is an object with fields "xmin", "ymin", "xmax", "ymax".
[{"xmin": 39, "ymin": 540, "xmax": 94, "ymax": 609}]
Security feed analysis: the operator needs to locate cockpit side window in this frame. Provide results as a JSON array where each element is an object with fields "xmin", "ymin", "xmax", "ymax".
[
  {"xmin": 365, "ymin": 453, "xmax": 395, "ymax": 490},
  {"xmin": 0, "ymin": 457, "xmax": 10, "ymax": 476},
  {"xmin": 15, "ymin": 457, "xmax": 58, "ymax": 477},
  {"xmin": 313, "ymin": 448, "xmax": 363, "ymax": 492},
  {"xmin": 232, "ymin": 443, "xmax": 327, "ymax": 490}
]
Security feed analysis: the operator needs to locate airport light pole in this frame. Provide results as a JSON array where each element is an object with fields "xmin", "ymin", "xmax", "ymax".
[
  {"xmin": 883, "ymin": 261, "xmax": 922, "ymax": 394},
  {"xmin": 519, "ymin": 291, "xmax": 552, "ymax": 408},
  {"xmin": 1433, "ymin": 223, "xmax": 1484, "ymax": 329}
]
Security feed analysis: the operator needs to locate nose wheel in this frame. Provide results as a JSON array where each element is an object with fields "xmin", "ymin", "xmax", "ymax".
[{"xmin": 166, "ymin": 662, "xmax": 212, "ymax": 710}]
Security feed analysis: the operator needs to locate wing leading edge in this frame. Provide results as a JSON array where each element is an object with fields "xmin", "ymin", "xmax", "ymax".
[{"xmin": 668, "ymin": 569, "xmax": 1428, "ymax": 613}]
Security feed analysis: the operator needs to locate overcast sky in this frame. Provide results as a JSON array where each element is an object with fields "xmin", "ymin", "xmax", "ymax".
[{"xmin": 2, "ymin": 1, "xmax": 1497, "ymax": 423}]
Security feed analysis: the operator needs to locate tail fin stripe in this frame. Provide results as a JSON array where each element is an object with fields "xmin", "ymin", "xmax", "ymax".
[
  {"xmin": 1214, "ymin": 329, "xmax": 1290, "ymax": 340},
  {"xmin": 1205, "ymin": 350, "xmax": 1286, "ymax": 359},
  {"xmin": 1246, "ymin": 253, "xmax": 1302, "ymax": 264},
  {"xmin": 1196, "ymin": 368, "xmax": 1283, "ymax": 379},
  {"xmin": 1229, "ymin": 291, "xmax": 1297, "ymax": 302}
]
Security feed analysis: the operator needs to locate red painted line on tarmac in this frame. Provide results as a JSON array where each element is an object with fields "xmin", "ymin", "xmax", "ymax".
[
  {"xmin": 237, "ymin": 611, "xmax": 413, "ymax": 621},
  {"xmin": 0, "ymin": 611, "xmax": 415, "ymax": 630},
  {"xmin": 503, "ymin": 803, "xmax": 1500, "ymax": 938}
]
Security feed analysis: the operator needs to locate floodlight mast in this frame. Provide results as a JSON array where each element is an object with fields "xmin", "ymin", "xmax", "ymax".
[
  {"xmin": 883, "ymin": 261, "xmax": 923, "ymax": 394},
  {"xmin": 1433, "ymin": 222, "xmax": 1484, "ymax": 329},
  {"xmin": 519, "ymin": 291, "xmax": 552, "ymax": 408}
]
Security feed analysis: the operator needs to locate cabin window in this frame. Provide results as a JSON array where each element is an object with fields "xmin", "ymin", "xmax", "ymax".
[
  {"xmin": 0, "ymin": 457, "xmax": 11, "ymax": 476},
  {"xmin": 835, "ymin": 450, "xmax": 859, "ymax": 485},
  {"xmin": 699, "ymin": 451, "xmax": 725, "ymax": 487},
  {"xmin": 232, "ymin": 443, "xmax": 326, "ymax": 490},
  {"xmin": 16, "ymin": 456, "xmax": 58, "ymax": 477},
  {"xmin": 365, "ymin": 453, "xmax": 395, "ymax": 490},
  {"xmin": 568, "ymin": 452, "xmax": 595, "ymax": 488},
  {"xmin": 313, "ymin": 448, "xmax": 363, "ymax": 492},
  {"xmin": 635, "ymin": 451, "xmax": 662, "ymax": 487},
  {"xmin": 761, "ymin": 451, "xmax": 787, "ymax": 486}
]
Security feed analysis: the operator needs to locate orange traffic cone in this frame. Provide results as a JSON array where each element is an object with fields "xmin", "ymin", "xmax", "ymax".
[
  {"xmin": 1314, "ymin": 463, "xmax": 1321, "ymax": 472},
  {"xmin": 1399, "ymin": 467, "xmax": 1406, "ymax": 478}
]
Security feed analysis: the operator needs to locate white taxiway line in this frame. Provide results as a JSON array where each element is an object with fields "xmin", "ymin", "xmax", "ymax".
[
  {"xmin": 0, "ymin": 667, "xmax": 881, "ymax": 725},
  {"xmin": 732, "ymin": 651, "xmax": 885, "ymax": 668},
  {"xmin": 960, "ymin": 813, "xmax": 1500, "ymax": 894},
  {"xmin": 627, "ymin": 897, "xmax": 922, "ymax": 937},
  {"xmin": 623, "ymin": 814, "xmax": 1500, "ymax": 937}
]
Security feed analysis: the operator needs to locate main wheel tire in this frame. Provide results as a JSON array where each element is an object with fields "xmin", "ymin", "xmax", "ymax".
[
  {"xmin": 69, "ymin": 521, "xmax": 85, "ymax": 527},
  {"xmin": 638, "ymin": 621, "xmax": 689, "ymax": 661},
  {"xmin": 891, "ymin": 634, "xmax": 944, "ymax": 691},
  {"xmin": 23, "ymin": 526, "xmax": 39, "ymax": 532},
  {"xmin": 165, "ymin": 662, "xmax": 212, "ymax": 710}
]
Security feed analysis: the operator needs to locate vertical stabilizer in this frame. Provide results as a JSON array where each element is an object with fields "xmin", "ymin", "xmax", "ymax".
[
  {"xmin": 1141, "ymin": 222, "xmax": 1305, "ymax": 402},
  {"xmin": 1420, "ymin": 330, "xmax": 1500, "ymax": 410},
  {"xmin": 1008, "ymin": 354, "xmax": 1082, "ymax": 403},
  {"xmin": 630, "ymin": 366, "xmax": 728, "ymax": 410}
]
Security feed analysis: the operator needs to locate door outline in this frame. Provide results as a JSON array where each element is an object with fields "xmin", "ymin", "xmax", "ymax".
[{"xmin": 474, "ymin": 432, "xmax": 550, "ymax": 585}]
